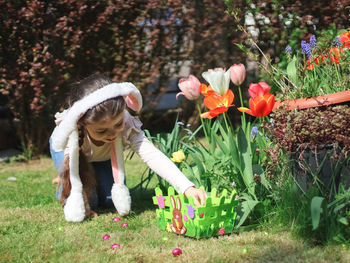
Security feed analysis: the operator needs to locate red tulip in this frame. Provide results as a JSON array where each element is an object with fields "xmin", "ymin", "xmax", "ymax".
[
  {"xmin": 248, "ymin": 82, "xmax": 271, "ymax": 99},
  {"xmin": 200, "ymin": 89, "xmax": 235, "ymax": 119},
  {"xmin": 230, "ymin": 64, "xmax": 246, "ymax": 86},
  {"xmin": 238, "ymin": 93, "xmax": 275, "ymax": 117},
  {"xmin": 176, "ymin": 75, "xmax": 201, "ymax": 100},
  {"xmin": 338, "ymin": 31, "xmax": 350, "ymax": 48}
]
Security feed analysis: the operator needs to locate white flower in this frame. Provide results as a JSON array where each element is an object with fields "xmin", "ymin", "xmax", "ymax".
[{"xmin": 202, "ymin": 68, "xmax": 231, "ymax": 96}]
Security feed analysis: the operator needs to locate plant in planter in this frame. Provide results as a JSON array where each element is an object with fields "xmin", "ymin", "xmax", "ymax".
[
  {"xmin": 259, "ymin": 29, "xmax": 350, "ymax": 239},
  {"xmin": 263, "ymin": 29, "xmax": 350, "ymax": 194},
  {"xmin": 267, "ymin": 105, "xmax": 350, "ymax": 194}
]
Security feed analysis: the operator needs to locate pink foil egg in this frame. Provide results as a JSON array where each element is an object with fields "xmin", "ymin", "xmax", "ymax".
[
  {"xmin": 219, "ymin": 228, "xmax": 225, "ymax": 235},
  {"xmin": 172, "ymin": 248, "xmax": 182, "ymax": 256},
  {"xmin": 200, "ymin": 213, "xmax": 204, "ymax": 218},
  {"xmin": 113, "ymin": 217, "xmax": 121, "ymax": 222},
  {"xmin": 121, "ymin": 222, "xmax": 128, "ymax": 228},
  {"xmin": 111, "ymin": 243, "xmax": 120, "ymax": 249},
  {"xmin": 103, "ymin": 234, "xmax": 110, "ymax": 240}
]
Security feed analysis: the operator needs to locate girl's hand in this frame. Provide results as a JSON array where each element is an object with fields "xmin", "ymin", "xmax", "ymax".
[{"xmin": 184, "ymin": 187, "xmax": 207, "ymax": 206}]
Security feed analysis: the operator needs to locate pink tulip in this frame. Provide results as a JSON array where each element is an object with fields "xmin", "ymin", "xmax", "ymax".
[
  {"xmin": 230, "ymin": 64, "xmax": 246, "ymax": 86},
  {"xmin": 248, "ymin": 82, "xmax": 271, "ymax": 99},
  {"xmin": 176, "ymin": 75, "xmax": 201, "ymax": 100}
]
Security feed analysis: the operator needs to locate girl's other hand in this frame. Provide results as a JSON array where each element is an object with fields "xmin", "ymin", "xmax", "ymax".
[
  {"xmin": 85, "ymin": 210, "xmax": 98, "ymax": 219},
  {"xmin": 184, "ymin": 187, "xmax": 207, "ymax": 206},
  {"xmin": 52, "ymin": 176, "xmax": 60, "ymax": 184}
]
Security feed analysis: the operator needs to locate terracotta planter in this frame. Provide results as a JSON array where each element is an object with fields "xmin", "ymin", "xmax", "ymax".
[{"xmin": 273, "ymin": 90, "xmax": 350, "ymax": 111}]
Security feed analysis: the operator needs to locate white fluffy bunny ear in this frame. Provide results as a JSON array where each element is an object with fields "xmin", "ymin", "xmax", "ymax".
[
  {"xmin": 64, "ymin": 129, "xmax": 86, "ymax": 222},
  {"xmin": 110, "ymin": 137, "xmax": 131, "ymax": 215},
  {"xmin": 111, "ymin": 184, "xmax": 131, "ymax": 216}
]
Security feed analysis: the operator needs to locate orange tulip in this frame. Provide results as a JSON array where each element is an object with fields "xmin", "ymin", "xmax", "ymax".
[
  {"xmin": 329, "ymin": 47, "xmax": 344, "ymax": 64},
  {"xmin": 200, "ymin": 89, "xmax": 234, "ymax": 119},
  {"xmin": 238, "ymin": 93, "xmax": 275, "ymax": 117},
  {"xmin": 306, "ymin": 55, "xmax": 326, "ymax": 70},
  {"xmin": 200, "ymin": 83, "xmax": 215, "ymax": 97}
]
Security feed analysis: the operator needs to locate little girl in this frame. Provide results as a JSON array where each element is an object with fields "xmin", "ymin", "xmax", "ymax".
[{"xmin": 50, "ymin": 74, "xmax": 207, "ymax": 222}]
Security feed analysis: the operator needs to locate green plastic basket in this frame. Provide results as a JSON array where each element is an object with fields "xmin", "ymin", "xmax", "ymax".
[{"xmin": 152, "ymin": 186, "xmax": 239, "ymax": 238}]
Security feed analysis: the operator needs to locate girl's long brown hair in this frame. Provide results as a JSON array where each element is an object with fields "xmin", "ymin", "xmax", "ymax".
[{"xmin": 59, "ymin": 74, "xmax": 126, "ymax": 206}]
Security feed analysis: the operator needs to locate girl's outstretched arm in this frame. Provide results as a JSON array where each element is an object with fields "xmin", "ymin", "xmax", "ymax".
[{"xmin": 129, "ymin": 129, "xmax": 199, "ymax": 195}]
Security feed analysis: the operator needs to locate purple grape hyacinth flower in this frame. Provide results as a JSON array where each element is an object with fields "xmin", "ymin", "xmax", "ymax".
[
  {"xmin": 309, "ymin": 35, "xmax": 317, "ymax": 48},
  {"xmin": 332, "ymin": 36, "xmax": 341, "ymax": 47},
  {"xmin": 285, "ymin": 46, "xmax": 292, "ymax": 53},
  {"xmin": 301, "ymin": 40, "xmax": 312, "ymax": 59},
  {"xmin": 250, "ymin": 126, "xmax": 258, "ymax": 139}
]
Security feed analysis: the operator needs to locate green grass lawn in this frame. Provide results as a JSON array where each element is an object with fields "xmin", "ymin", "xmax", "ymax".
[{"xmin": 1, "ymin": 155, "xmax": 349, "ymax": 263}]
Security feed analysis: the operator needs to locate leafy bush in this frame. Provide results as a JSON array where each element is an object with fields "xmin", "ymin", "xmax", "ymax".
[{"xmin": 0, "ymin": 0, "xmax": 243, "ymax": 155}]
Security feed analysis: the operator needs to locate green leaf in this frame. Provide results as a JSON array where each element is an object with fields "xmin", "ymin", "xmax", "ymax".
[
  {"xmin": 338, "ymin": 217, "xmax": 348, "ymax": 226},
  {"xmin": 333, "ymin": 203, "xmax": 346, "ymax": 214},
  {"xmin": 228, "ymin": 131, "xmax": 240, "ymax": 168},
  {"xmin": 215, "ymin": 134, "xmax": 228, "ymax": 154},
  {"xmin": 237, "ymin": 127, "xmax": 256, "ymax": 198},
  {"xmin": 234, "ymin": 43, "xmax": 247, "ymax": 53},
  {"xmin": 189, "ymin": 152, "xmax": 205, "ymax": 176},
  {"xmin": 182, "ymin": 162, "xmax": 201, "ymax": 187},
  {"xmin": 311, "ymin": 196, "xmax": 325, "ymax": 230},
  {"xmin": 286, "ymin": 55, "xmax": 298, "ymax": 86},
  {"xmin": 234, "ymin": 199, "xmax": 259, "ymax": 229},
  {"xmin": 224, "ymin": 0, "xmax": 233, "ymax": 9}
]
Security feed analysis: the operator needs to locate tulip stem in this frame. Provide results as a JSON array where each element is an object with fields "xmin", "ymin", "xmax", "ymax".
[
  {"xmin": 238, "ymin": 85, "xmax": 246, "ymax": 130},
  {"xmin": 223, "ymin": 112, "xmax": 230, "ymax": 133},
  {"xmin": 197, "ymin": 103, "xmax": 209, "ymax": 141},
  {"xmin": 335, "ymin": 63, "xmax": 341, "ymax": 87}
]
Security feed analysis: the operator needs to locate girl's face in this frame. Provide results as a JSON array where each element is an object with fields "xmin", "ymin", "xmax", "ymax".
[{"xmin": 84, "ymin": 112, "xmax": 125, "ymax": 143}]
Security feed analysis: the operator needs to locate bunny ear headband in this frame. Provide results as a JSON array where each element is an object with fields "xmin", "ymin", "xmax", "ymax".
[{"xmin": 51, "ymin": 82, "xmax": 142, "ymax": 222}]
